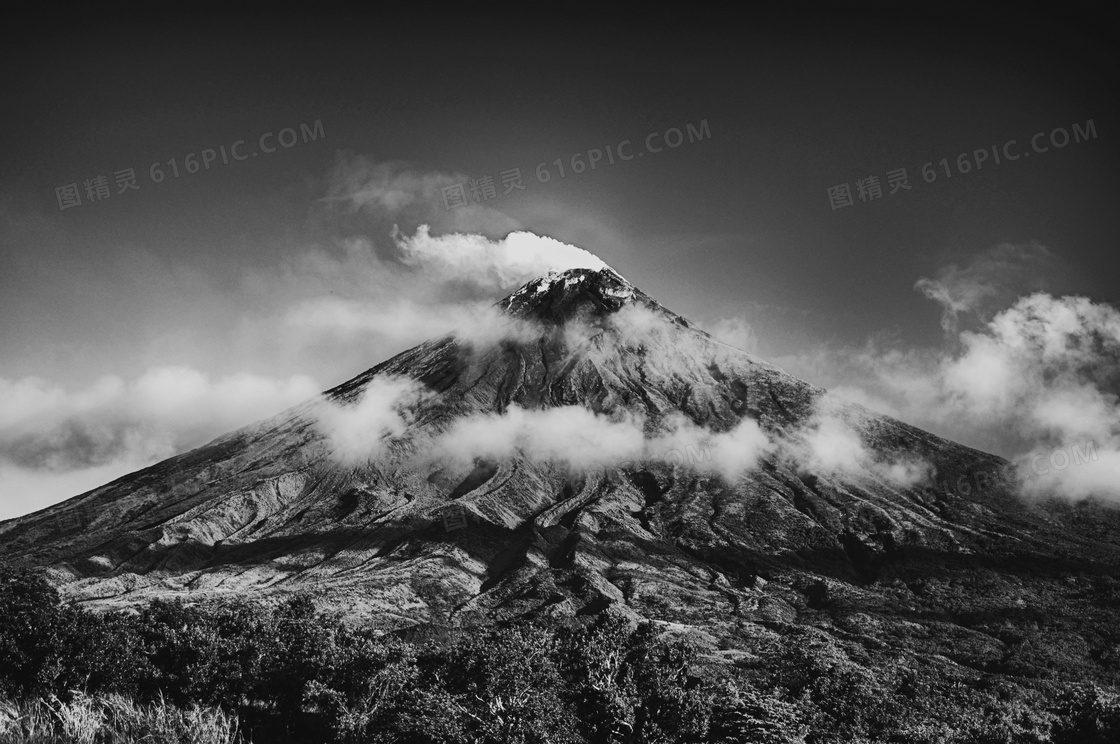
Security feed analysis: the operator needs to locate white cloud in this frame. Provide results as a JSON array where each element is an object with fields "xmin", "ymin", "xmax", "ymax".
[
  {"xmin": 800, "ymin": 412, "xmax": 867, "ymax": 473},
  {"xmin": 419, "ymin": 400, "xmax": 775, "ymax": 483},
  {"xmin": 239, "ymin": 225, "xmax": 615, "ymax": 384},
  {"xmin": 703, "ymin": 418, "xmax": 774, "ymax": 480},
  {"xmin": 0, "ymin": 368, "xmax": 319, "ymax": 470},
  {"xmin": 777, "ymin": 258, "xmax": 1120, "ymax": 501},
  {"xmin": 392, "ymin": 225, "xmax": 609, "ymax": 290},
  {"xmin": 0, "ymin": 368, "xmax": 320, "ymax": 518},
  {"xmin": 608, "ymin": 303, "xmax": 669, "ymax": 339},
  {"xmin": 646, "ymin": 412, "xmax": 773, "ymax": 481},
  {"xmin": 784, "ymin": 397, "xmax": 932, "ymax": 488},
  {"xmin": 450, "ymin": 306, "xmax": 543, "ymax": 350},
  {"xmin": 1018, "ymin": 444, "xmax": 1120, "ymax": 501},
  {"xmin": 428, "ymin": 404, "xmax": 647, "ymax": 471},
  {"xmin": 311, "ymin": 375, "xmax": 430, "ymax": 465},
  {"xmin": 706, "ymin": 316, "xmax": 758, "ymax": 353}
]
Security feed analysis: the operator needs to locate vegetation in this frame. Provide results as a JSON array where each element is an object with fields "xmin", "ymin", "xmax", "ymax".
[
  {"xmin": 0, "ymin": 693, "xmax": 243, "ymax": 744},
  {"xmin": 1, "ymin": 567, "xmax": 1119, "ymax": 743}
]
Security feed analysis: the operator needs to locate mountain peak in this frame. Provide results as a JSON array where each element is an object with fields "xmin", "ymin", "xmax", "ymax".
[
  {"xmin": 500, "ymin": 266, "xmax": 669, "ymax": 325},
  {"xmin": 504, "ymin": 266, "xmax": 632, "ymax": 301}
]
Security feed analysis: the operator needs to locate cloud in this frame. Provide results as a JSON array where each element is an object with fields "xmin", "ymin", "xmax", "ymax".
[
  {"xmin": 417, "ymin": 401, "xmax": 774, "ymax": 482},
  {"xmin": 1017, "ymin": 443, "xmax": 1120, "ymax": 501},
  {"xmin": 914, "ymin": 241, "xmax": 1059, "ymax": 335},
  {"xmin": 0, "ymin": 368, "xmax": 320, "ymax": 518},
  {"xmin": 647, "ymin": 413, "xmax": 773, "ymax": 481},
  {"xmin": 706, "ymin": 316, "xmax": 759, "ymax": 353},
  {"xmin": 799, "ymin": 411, "xmax": 867, "ymax": 473},
  {"xmin": 321, "ymin": 157, "xmax": 456, "ymax": 216},
  {"xmin": 943, "ymin": 293, "xmax": 1120, "ymax": 501},
  {"xmin": 315, "ymin": 153, "xmax": 612, "ymax": 286},
  {"xmin": 607, "ymin": 303, "xmax": 670, "ymax": 339},
  {"xmin": 431, "ymin": 404, "xmax": 648, "ymax": 471},
  {"xmin": 776, "ymin": 245, "xmax": 1120, "ymax": 502},
  {"xmin": 241, "ymin": 225, "xmax": 615, "ymax": 384},
  {"xmin": 311, "ymin": 375, "xmax": 431, "ymax": 465},
  {"xmin": 604, "ymin": 303, "xmax": 722, "ymax": 364},
  {"xmin": 392, "ymin": 225, "xmax": 610, "ymax": 290},
  {"xmin": 705, "ymin": 419, "xmax": 774, "ymax": 478},
  {"xmin": 387, "ymin": 389, "xmax": 914, "ymax": 489},
  {"xmin": 944, "ymin": 294, "xmax": 1120, "ymax": 440},
  {"xmin": 450, "ymin": 306, "xmax": 543, "ymax": 350},
  {"xmin": 0, "ymin": 368, "xmax": 319, "ymax": 471},
  {"xmin": 312, "ymin": 366, "xmax": 775, "ymax": 480},
  {"xmin": 280, "ymin": 294, "xmax": 497, "ymax": 352},
  {"xmin": 315, "ymin": 154, "xmax": 522, "ymax": 239},
  {"xmin": 782, "ymin": 396, "xmax": 932, "ymax": 488}
]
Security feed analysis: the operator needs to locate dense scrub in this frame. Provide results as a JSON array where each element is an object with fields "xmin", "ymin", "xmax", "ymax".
[{"xmin": 1, "ymin": 568, "xmax": 1118, "ymax": 743}]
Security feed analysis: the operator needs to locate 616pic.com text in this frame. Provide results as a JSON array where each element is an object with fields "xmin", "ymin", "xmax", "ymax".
[
  {"xmin": 55, "ymin": 119, "xmax": 325, "ymax": 211},
  {"xmin": 827, "ymin": 118, "xmax": 1098, "ymax": 211}
]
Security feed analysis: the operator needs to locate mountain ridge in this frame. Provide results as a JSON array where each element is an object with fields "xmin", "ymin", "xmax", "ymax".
[{"xmin": 0, "ymin": 267, "xmax": 1117, "ymax": 677}]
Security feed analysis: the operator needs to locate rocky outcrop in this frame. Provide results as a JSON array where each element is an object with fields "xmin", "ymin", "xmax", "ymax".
[{"xmin": 2, "ymin": 268, "xmax": 1118, "ymax": 662}]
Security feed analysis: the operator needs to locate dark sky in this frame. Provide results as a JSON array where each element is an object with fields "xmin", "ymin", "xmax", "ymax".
[{"xmin": 1, "ymin": 6, "xmax": 1117, "ymax": 516}]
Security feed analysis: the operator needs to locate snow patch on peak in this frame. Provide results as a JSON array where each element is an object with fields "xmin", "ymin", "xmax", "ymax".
[
  {"xmin": 532, "ymin": 270, "xmax": 566, "ymax": 293},
  {"xmin": 603, "ymin": 284, "xmax": 634, "ymax": 299},
  {"xmin": 503, "ymin": 270, "xmax": 564, "ymax": 305},
  {"xmin": 503, "ymin": 265, "xmax": 636, "ymax": 309}
]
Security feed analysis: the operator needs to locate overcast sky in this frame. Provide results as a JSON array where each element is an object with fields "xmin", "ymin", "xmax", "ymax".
[{"xmin": 1, "ymin": 7, "xmax": 1117, "ymax": 518}]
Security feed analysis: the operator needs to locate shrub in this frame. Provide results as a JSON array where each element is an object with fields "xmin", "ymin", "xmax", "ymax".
[
  {"xmin": 1052, "ymin": 684, "xmax": 1120, "ymax": 743},
  {"xmin": 3, "ymin": 567, "xmax": 1120, "ymax": 744}
]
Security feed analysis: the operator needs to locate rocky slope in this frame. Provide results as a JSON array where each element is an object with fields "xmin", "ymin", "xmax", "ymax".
[{"xmin": 2, "ymin": 267, "xmax": 1119, "ymax": 679}]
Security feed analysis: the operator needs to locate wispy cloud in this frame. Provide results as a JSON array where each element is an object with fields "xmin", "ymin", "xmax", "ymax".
[
  {"xmin": 646, "ymin": 412, "xmax": 773, "ymax": 480},
  {"xmin": 314, "ymin": 154, "xmax": 521, "ymax": 239},
  {"xmin": 783, "ymin": 395, "xmax": 932, "ymax": 488},
  {"xmin": 311, "ymin": 375, "xmax": 431, "ymax": 465},
  {"xmin": 705, "ymin": 316, "xmax": 759, "ymax": 353},
  {"xmin": 430, "ymin": 404, "xmax": 648, "ymax": 471},
  {"xmin": 0, "ymin": 368, "xmax": 319, "ymax": 519},
  {"xmin": 914, "ymin": 241, "xmax": 1059, "ymax": 335}
]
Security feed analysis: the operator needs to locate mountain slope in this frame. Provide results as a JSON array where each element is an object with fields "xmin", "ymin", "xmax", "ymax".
[{"xmin": 2, "ymin": 267, "xmax": 1119, "ymax": 677}]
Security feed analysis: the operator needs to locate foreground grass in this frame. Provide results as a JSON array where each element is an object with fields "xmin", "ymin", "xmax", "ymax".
[{"xmin": 0, "ymin": 693, "xmax": 247, "ymax": 744}]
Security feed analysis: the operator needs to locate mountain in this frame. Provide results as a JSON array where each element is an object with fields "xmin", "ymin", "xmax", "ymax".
[{"xmin": 2, "ymin": 267, "xmax": 1120, "ymax": 676}]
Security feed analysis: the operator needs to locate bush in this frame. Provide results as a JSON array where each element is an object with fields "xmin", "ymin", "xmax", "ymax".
[
  {"xmin": 1, "ymin": 567, "xmax": 1119, "ymax": 744},
  {"xmin": 0, "ymin": 568, "xmax": 67, "ymax": 699},
  {"xmin": 1052, "ymin": 684, "xmax": 1120, "ymax": 743},
  {"xmin": 0, "ymin": 569, "xmax": 148, "ymax": 702}
]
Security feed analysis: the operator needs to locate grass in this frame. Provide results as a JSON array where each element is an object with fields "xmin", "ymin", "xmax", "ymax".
[{"xmin": 0, "ymin": 693, "xmax": 249, "ymax": 744}]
